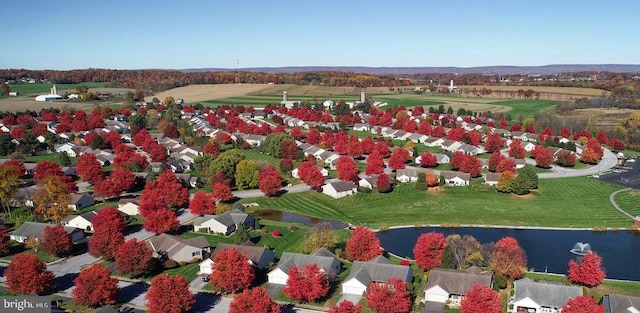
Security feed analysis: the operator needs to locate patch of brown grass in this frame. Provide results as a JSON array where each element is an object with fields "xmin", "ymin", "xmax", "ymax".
[{"xmin": 152, "ymin": 84, "xmax": 277, "ymax": 102}]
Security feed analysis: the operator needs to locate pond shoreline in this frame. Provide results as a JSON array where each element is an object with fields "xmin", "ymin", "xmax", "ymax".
[{"xmin": 378, "ymin": 224, "xmax": 639, "ymax": 232}]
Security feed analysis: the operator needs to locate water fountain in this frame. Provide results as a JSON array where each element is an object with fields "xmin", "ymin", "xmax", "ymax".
[{"xmin": 570, "ymin": 242, "xmax": 592, "ymax": 255}]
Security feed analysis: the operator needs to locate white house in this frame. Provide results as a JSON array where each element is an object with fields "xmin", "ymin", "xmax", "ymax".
[
  {"xmin": 322, "ymin": 181, "xmax": 357, "ymax": 199},
  {"xmin": 11, "ymin": 221, "xmax": 85, "ymax": 244},
  {"xmin": 61, "ymin": 212, "xmax": 97, "ymax": 232},
  {"xmin": 513, "ymin": 278, "xmax": 582, "ymax": 313},
  {"xmin": 353, "ymin": 123, "xmax": 370, "ymax": 132},
  {"xmin": 358, "ymin": 176, "xmax": 377, "ymax": 190},
  {"xmin": 396, "ymin": 168, "xmax": 419, "ymax": 183},
  {"xmin": 484, "ymin": 172, "xmax": 500, "ymax": 186},
  {"xmin": 423, "ymin": 267, "xmax": 492, "ymax": 306},
  {"xmin": 146, "ymin": 233, "xmax": 210, "ymax": 264},
  {"xmin": 199, "ymin": 242, "xmax": 275, "ymax": 275},
  {"xmin": 267, "ymin": 248, "xmax": 340, "ymax": 285},
  {"xmin": 117, "ymin": 198, "xmax": 140, "ymax": 216},
  {"xmin": 193, "ymin": 209, "xmax": 255, "ymax": 235},
  {"xmin": 342, "ymin": 256, "xmax": 412, "ymax": 296},
  {"xmin": 440, "ymin": 171, "xmax": 471, "ymax": 186},
  {"xmin": 523, "ymin": 142, "xmax": 537, "ymax": 152},
  {"xmin": 292, "ymin": 166, "xmax": 329, "ymax": 179}
]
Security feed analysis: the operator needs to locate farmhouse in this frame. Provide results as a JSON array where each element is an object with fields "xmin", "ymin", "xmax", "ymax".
[
  {"xmin": 423, "ymin": 267, "xmax": 492, "ymax": 308},
  {"xmin": 513, "ymin": 278, "xmax": 582, "ymax": 313},
  {"xmin": 198, "ymin": 242, "xmax": 274, "ymax": 275},
  {"xmin": 341, "ymin": 256, "xmax": 413, "ymax": 296},
  {"xmin": 146, "ymin": 233, "xmax": 210, "ymax": 264},
  {"xmin": 267, "ymin": 248, "xmax": 341, "ymax": 285},
  {"xmin": 11, "ymin": 221, "xmax": 85, "ymax": 244},
  {"xmin": 322, "ymin": 180, "xmax": 357, "ymax": 199}
]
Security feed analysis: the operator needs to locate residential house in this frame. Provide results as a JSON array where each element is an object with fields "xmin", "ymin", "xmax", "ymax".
[
  {"xmin": 456, "ymin": 144, "xmax": 482, "ymax": 155},
  {"xmin": 409, "ymin": 133, "xmax": 429, "ymax": 144},
  {"xmin": 146, "ymin": 233, "xmax": 210, "ymax": 264},
  {"xmin": 513, "ymin": 278, "xmax": 583, "ymax": 313},
  {"xmin": 484, "ymin": 172, "xmax": 500, "ymax": 186},
  {"xmin": 68, "ymin": 193, "xmax": 95, "ymax": 211},
  {"xmin": 434, "ymin": 153, "xmax": 451, "ymax": 164},
  {"xmin": 322, "ymin": 180, "xmax": 357, "ymax": 199},
  {"xmin": 292, "ymin": 165, "xmax": 329, "ymax": 179},
  {"xmin": 393, "ymin": 131, "xmax": 412, "ymax": 141},
  {"xmin": 396, "ymin": 168, "xmax": 418, "ymax": 183},
  {"xmin": 441, "ymin": 140, "xmax": 463, "ymax": 152},
  {"xmin": 423, "ymin": 267, "xmax": 492, "ymax": 310},
  {"xmin": 198, "ymin": 242, "xmax": 275, "ymax": 275},
  {"xmin": 193, "ymin": 209, "xmax": 256, "ymax": 235},
  {"xmin": 358, "ymin": 176, "xmax": 377, "ymax": 190},
  {"xmin": 117, "ymin": 198, "xmax": 141, "ymax": 216},
  {"xmin": 353, "ymin": 123, "xmax": 370, "ymax": 132},
  {"xmin": 240, "ymin": 134, "xmax": 266, "ymax": 147},
  {"xmin": 440, "ymin": 171, "xmax": 471, "ymax": 186},
  {"xmin": 342, "ymin": 256, "xmax": 413, "ymax": 296},
  {"xmin": 175, "ymin": 173, "xmax": 203, "ymax": 189},
  {"xmin": 424, "ymin": 137, "xmax": 445, "ymax": 147},
  {"xmin": 523, "ymin": 142, "xmax": 537, "ymax": 152},
  {"xmin": 603, "ymin": 294, "xmax": 640, "ymax": 313},
  {"xmin": 11, "ymin": 221, "xmax": 85, "ymax": 244},
  {"xmin": 62, "ymin": 211, "xmax": 98, "ymax": 232},
  {"xmin": 267, "ymin": 248, "xmax": 341, "ymax": 285}
]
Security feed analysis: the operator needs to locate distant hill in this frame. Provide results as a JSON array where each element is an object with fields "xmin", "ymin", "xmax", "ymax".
[{"xmin": 182, "ymin": 65, "xmax": 640, "ymax": 75}]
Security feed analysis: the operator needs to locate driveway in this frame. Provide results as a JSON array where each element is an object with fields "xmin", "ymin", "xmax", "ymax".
[{"xmin": 538, "ymin": 148, "xmax": 619, "ymax": 179}]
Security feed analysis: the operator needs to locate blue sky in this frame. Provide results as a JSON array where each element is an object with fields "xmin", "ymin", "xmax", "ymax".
[{"xmin": 1, "ymin": 0, "xmax": 638, "ymax": 70}]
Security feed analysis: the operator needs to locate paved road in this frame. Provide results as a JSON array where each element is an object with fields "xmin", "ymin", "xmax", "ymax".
[{"xmin": 609, "ymin": 188, "xmax": 635, "ymax": 219}]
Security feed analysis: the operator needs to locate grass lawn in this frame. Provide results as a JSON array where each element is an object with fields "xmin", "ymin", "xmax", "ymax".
[
  {"xmin": 525, "ymin": 272, "xmax": 640, "ymax": 299},
  {"xmin": 613, "ymin": 189, "xmax": 640, "ymax": 218},
  {"xmin": 2, "ymin": 249, "xmax": 60, "ymax": 263},
  {"xmin": 8, "ymin": 82, "xmax": 106, "ymax": 96},
  {"xmin": 241, "ymin": 177, "xmax": 628, "ymax": 228},
  {"xmin": 164, "ymin": 263, "xmax": 200, "ymax": 282},
  {"xmin": 487, "ymin": 99, "xmax": 558, "ymax": 117},
  {"xmin": 24, "ymin": 152, "xmax": 77, "ymax": 166}
]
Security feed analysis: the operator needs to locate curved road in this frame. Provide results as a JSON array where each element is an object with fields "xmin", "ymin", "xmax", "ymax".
[
  {"xmin": 538, "ymin": 148, "xmax": 618, "ymax": 179},
  {"xmin": 609, "ymin": 188, "xmax": 635, "ymax": 220}
]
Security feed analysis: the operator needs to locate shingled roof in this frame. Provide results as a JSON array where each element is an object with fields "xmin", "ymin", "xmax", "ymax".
[
  {"xmin": 345, "ymin": 256, "xmax": 413, "ymax": 287},
  {"xmin": 514, "ymin": 278, "xmax": 583, "ymax": 309},
  {"xmin": 424, "ymin": 266, "xmax": 492, "ymax": 295}
]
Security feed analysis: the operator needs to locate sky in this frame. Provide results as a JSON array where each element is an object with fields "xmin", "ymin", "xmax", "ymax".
[{"xmin": 1, "ymin": 0, "xmax": 639, "ymax": 70}]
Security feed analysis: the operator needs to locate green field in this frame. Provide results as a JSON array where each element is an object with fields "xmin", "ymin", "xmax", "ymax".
[
  {"xmin": 241, "ymin": 177, "xmax": 629, "ymax": 228},
  {"xmin": 6, "ymin": 82, "xmax": 106, "ymax": 96},
  {"xmin": 613, "ymin": 189, "xmax": 640, "ymax": 218},
  {"xmin": 487, "ymin": 99, "xmax": 558, "ymax": 117}
]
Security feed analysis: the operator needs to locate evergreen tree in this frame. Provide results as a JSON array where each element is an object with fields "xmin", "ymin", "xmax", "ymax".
[
  {"xmin": 415, "ymin": 172, "xmax": 428, "ymax": 191},
  {"xmin": 59, "ymin": 152, "xmax": 72, "ymax": 166},
  {"xmin": 519, "ymin": 165, "xmax": 538, "ymax": 189},
  {"xmin": 511, "ymin": 174, "xmax": 532, "ymax": 195},
  {"xmin": 234, "ymin": 224, "xmax": 250, "ymax": 244}
]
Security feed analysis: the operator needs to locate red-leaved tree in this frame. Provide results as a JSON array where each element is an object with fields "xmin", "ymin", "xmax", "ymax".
[
  {"xmin": 328, "ymin": 301, "xmax": 362, "ymax": 313},
  {"xmin": 5, "ymin": 253, "xmax": 54, "ymax": 294},
  {"xmin": 459, "ymin": 155, "xmax": 482, "ymax": 177},
  {"xmin": 561, "ymin": 296, "xmax": 605, "ymax": 313},
  {"xmin": 189, "ymin": 191, "xmax": 216, "ymax": 216},
  {"xmin": 76, "ymin": 154, "xmax": 105, "ymax": 184},
  {"xmin": 145, "ymin": 274, "xmax": 195, "ymax": 313},
  {"xmin": 345, "ymin": 226, "xmax": 383, "ymax": 261},
  {"xmin": 484, "ymin": 133, "xmax": 504, "ymax": 153},
  {"xmin": 143, "ymin": 208, "xmax": 180, "ymax": 234},
  {"xmin": 72, "ymin": 264, "xmax": 119, "ymax": 307},
  {"xmin": 365, "ymin": 150, "xmax": 385, "ymax": 175},
  {"xmin": 508, "ymin": 140, "xmax": 526, "ymax": 159},
  {"xmin": 229, "ymin": 287, "xmax": 280, "ymax": 313},
  {"xmin": 488, "ymin": 151, "xmax": 505, "ymax": 172},
  {"xmin": 139, "ymin": 170, "xmax": 189, "ymax": 217},
  {"xmin": 33, "ymin": 160, "xmax": 62, "ymax": 180},
  {"xmin": 283, "ymin": 263, "xmax": 330, "ymax": 303},
  {"xmin": 365, "ymin": 277, "xmax": 411, "ymax": 313},
  {"xmin": 419, "ymin": 151, "xmax": 438, "ymax": 167},
  {"xmin": 212, "ymin": 182, "xmax": 234, "ymax": 203},
  {"xmin": 489, "ymin": 237, "xmax": 527, "ymax": 279},
  {"xmin": 115, "ymin": 238, "xmax": 154, "ymax": 277},
  {"xmin": 0, "ymin": 226, "xmax": 9, "ymax": 256},
  {"xmin": 258, "ymin": 165, "xmax": 282, "ymax": 197},
  {"xmin": 336, "ymin": 156, "xmax": 359, "ymax": 183},
  {"xmin": 535, "ymin": 147, "xmax": 554, "ymax": 168},
  {"xmin": 413, "ymin": 231, "xmax": 446, "ymax": 271},
  {"xmin": 388, "ymin": 147, "xmax": 409, "ymax": 170},
  {"xmin": 460, "ymin": 284, "xmax": 502, "ymax": 313},
  {"xmin": 556, "ymin": 150, "xmax": 577, "ymax": 167},
  {"xmin": 568, "ymin": 252, "xmax": 605, "ymax": 287},
  {"xmin": 41, "ymin": 225, "xmax": 73, "ymax": 257},
  {"xmin": 209, "ymin": 248, "xmax": 255, "ymax": 294},
  {"xmin": 88, "ymin": 206, "xmax": 126, "ymax": 260}
]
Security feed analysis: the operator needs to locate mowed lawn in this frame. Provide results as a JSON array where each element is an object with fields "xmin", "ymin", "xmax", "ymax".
[
  {"xmin": 6, "ymin": 82, "xmax": 105, "ymax": 96},
  {"xmin": 243, "ymin": 177, "xmax": 629, "ymax": 228},
  {"xmin": 488, "ymin": 99, "xmax": 557, "ymax": 117},
  {"xmin": 613, "ymin": 189, "xmax": 640, "ymax": 218}
]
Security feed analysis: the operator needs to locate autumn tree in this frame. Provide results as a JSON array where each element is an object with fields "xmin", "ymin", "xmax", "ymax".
[
  {"xmin": 328, "ymin": 301, "xmax": 362, "ymax": 313},
  {"xmin": 496, "ymin": 158, "xmax": 516, "ymax": 174},
  {"xmin": 89, "ymin": 206, "xmax": 126, "ymax": 259},
  {"xmin": 163, "ymin": 123, "xmax": 180, "ymax": 138},
  {"xmin": 450, "ymin": 151, "xmax": 465, "ymax": 170},
  {"xmin": 376, "ymin": 173, "xmax": 394, "ymax": 193},
  {"xmin": 336, "ymin": 156, "xmax": 359, "ymax": 183},
  {"xmin": 258, "ymin": 165, "xmax": 282, "ymax": 197},
  {"xmin": 495, "ymin": 171, "xmax": 516, "ymax": 193},
  {"xmin": 145, "ymin": 274, "xmax": 195, "ymax": 313},
  {"xmin": 413, "ymin": 231, "xmax": 447, "ymax": 271},
  {"xmin": 34, "ymin": 175, "xmax": 71, "ymax": 222},
  {"xmin": 114, "ymin": 238, "xmax": 154, "ymax": 277},
  {"xmin": 446, "ymin": 234, "xmax": 481, "ymax": 269},
  {"xmin": 139, "ymin": 170, "xmax": 189, "ymax": 217},
  {"xmin": 5, "ymin": 253, "xmax": 54, "ymax": 294},
  {"xmin": 76, "ymin": 153, "xmax": 104, "ymax": 184},
  {"xmin": 144, "ymin": 208, "xmax": 180, "ymax": 234},
  {"xmin": 229, "ymin": 287, "xmax": 280, "ymax": 313},
  {"xmin": 0, "ymin": 226, "xmax": 9, "ymax": 256},
  {"xmin": 212, "ymin": 182, "xmax": 234, "ymax": 202},
  {"xmin": 189, "ymin": 191, "xmax": 216, "ymax": 216},
  {"xmin": 283, "ymin": 263, "xmax": 331, "ymax": 303},
  {"xmin": 388, "ymin": 147, "xmax": 409, "ymax": 170},
  {"xmin": 535, "ymin": 146, "xmax": 554, "ymax": 168},
  {"xmin": 208, "ymin": 248, "xmax": 255, "ymax": 293},
  {"xmin": 365, "ymin": 277, "xmax": 411, "ymax": 313},
  {"xmin": 508, "ymin": 140, "xmax": 526, "ymax": 159},
  {"xmin": 94, "ymin": 167, "xmax": 136, "ymax": 199},
  {"xmin": 561, "ymin": 296, "xmax": 605, "ymax": 313},
  {"xmin": 0, "ymin": 165, "xmax": 21, "ymax": 215},
  {"xmin": 345, "ymin": 226, "xmax": 383, "ymax": 261},
  {"xmin": 298, "ymin": 161, "xmax": 325, "ymax": 189},
  {"xmin": 484, "ymin": 133, "xmax": 504, "ymax": 153},
  {"xmin": 489, "ymin": 237, "xmax": 526, "ymax": 280},
  {"xmin": 419, "ymin": 151, "xmax": 438, "ymax": 167},
  {"xmin": 556, "ymin": 150, "xmax": 577, "ymax": 167},
  {"xmin": 365, "ymin": 150, "xmax": 385, "ymax": 175},
  {"xmin": 72, "ymin": 264, "xmax": 119, "ymax": 307},
  {"xmin": 33, "ymin": 160, "xmax": 63, "ymax": 180},
  {"xmin": 568, "ymin": 252, "xmax": 605, "ymax": 287},
  {"xmin": 41, "ymin": 225, "xmax": 73, "ymax": 257},
  {"xmin": 459, "ymin": 155, "xmax": 482, "ymax": 177},
  {"xmin": 304, "ymin": 222, "xmax": 337, "ymax": 253},
  {"xmin": 460, "ymin": 284, "xmax": 502, "ymax": 313}
]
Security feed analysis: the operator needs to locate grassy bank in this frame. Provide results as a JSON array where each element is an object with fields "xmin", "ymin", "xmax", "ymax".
[{"xmin": 242, "ymin": 177, "xmax": 629, "ymax": 228}]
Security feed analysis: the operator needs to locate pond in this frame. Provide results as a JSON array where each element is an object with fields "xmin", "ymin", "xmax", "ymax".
[
  {"xmin": 252, "ymin": 209, "xmax": 349, "ymax": 230},
  {"xmin": 376, "ymin": 227, "xmax": 640, "ymax": 281}
]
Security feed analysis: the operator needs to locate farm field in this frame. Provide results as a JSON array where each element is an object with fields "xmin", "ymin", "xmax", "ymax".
[
  {"xmin": 242, "ymin": 177, "xmax": 629, "ymax": 229},
  {"xmin": 151, "ymin": 84, "xmax": 280, "ymax": 103},
  {"xmin": 457, "ymin": 85, "xmax": 611, "ymax": 97},
  {"xmin": 4, "ymin": 82, "xmax": 106, "ymax": 96}
]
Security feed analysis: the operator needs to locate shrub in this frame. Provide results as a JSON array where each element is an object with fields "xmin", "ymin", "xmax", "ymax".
[
  {"xmin": 272, "ymin": 230, "xmax": 281, "ymax": 237},
  {"xmin": 178, "ymin": 261, "xmax": 187, "ymax": 267},
  {"xmin": 163, "ymin": 259, "xmax": 178, "ymax": 269}
]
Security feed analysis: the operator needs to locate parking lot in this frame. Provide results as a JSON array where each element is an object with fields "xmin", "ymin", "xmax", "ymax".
[{"xmin": 594, "ymin": 158, "xmax": 640, "ymax": 189}]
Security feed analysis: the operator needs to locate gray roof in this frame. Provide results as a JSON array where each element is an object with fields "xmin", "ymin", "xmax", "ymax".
[
  {"xmin": 396, "ymin": 168, "xmax": 418, "ymax": 178},
  {"xmin": 485, "ymin": 172, "xmax": 500, "ymax": 182},
  {"xmin": 603, "ymin": 294, "xmax": 640, "ymax": 313},
  {"xmin": 276, "ymin": 248, "xmax": 338, "ymax": 275},
  {"xmin": 424, "ymin": 266, "xmax": 492, "ymax": 296},
  {"xmin": 146, "ymin": 233, "xmax": 209, "ymax": 259},
  {"xmin": 195, "ymin": 209, "xmax": 254, "ymax": 228},
  {"xmin": 326, "ymin": 180, "xmax": 357, "ymax": 192},
  {"xmin": 12, "ymin": 221, "xmax": 80, "ymax": 239},
  {"xmin": 440, "ymin": 170, "xmax": 471, "ymax": 181},
  {"xmin": 345, "ymin": 256, "xmax": 413, "ymax": 287},
  {"xmin": 514, "ymin": 278, "xmax": 583, "ymax": 308},
  {"xmin": 209, "ymin": 243, "xmax": 273, "ymax": 266}
]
